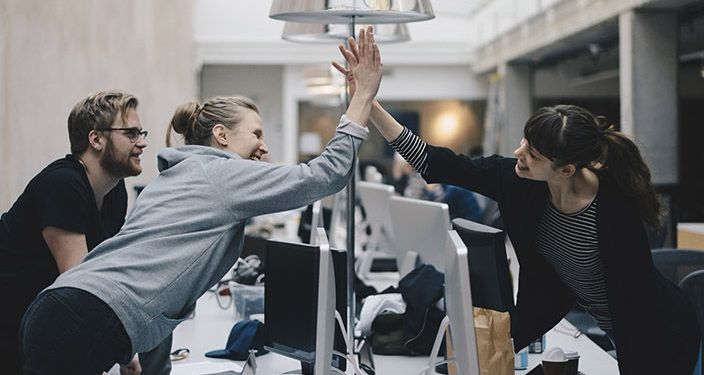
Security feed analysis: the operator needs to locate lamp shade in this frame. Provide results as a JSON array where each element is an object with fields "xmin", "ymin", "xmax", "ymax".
[
  {"xmin": 283, "ymin": 22, "xmax": 410, "ymax": 43},
  {"xmin": 270, "ymin": 0, "xmax": 434, "ymax": 24}
]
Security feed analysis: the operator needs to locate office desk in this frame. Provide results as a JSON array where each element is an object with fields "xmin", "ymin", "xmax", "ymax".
[
  {"xmin": 135, "ymin": 293, "xmax": 618, "ymax": 375},
  {"xmin": 516, "ymin": 321, "xmax": 618, "ymax": 374},
  {"xmin": 678, "ymin": 223, "xmax": 704, "ymax": 250}
]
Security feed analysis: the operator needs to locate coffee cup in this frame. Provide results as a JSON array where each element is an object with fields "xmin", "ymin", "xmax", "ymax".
[
  {"xmin": 542, "ymin": 360, "xmax": 568, "ymax": 375},
  {"xmin": 542, "ymin": 347, "xmax": 568, "ymax": 375},
  {"xmin": 564, "ymin": 351, "xmax": 580, "ymax": 375}
]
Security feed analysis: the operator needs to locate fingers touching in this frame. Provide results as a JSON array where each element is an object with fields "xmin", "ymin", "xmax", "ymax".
[
  {"xmin": 333, "ymin": 26, "xmax": 378, "ymax": 68},
  {"xmin": 330, "ymin": 26, "xmax": 382, "ymax": 96},
  {"xmin": 338, "ymin": 44, "xmax": 357, "ymax": 66}
]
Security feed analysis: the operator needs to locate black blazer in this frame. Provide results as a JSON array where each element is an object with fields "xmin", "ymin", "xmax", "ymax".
[{"xmin": 423, "ymin": 146, "xmax": 701, "ymax": 374}]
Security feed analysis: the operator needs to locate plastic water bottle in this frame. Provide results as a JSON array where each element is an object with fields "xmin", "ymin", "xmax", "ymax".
[
  {"xmin": 513, "ymin": 339, "xmax": 529, "ymax": 370},
  {"xmin": 529, "ymin": 335, "xmax": 546, "ymax": 354}
]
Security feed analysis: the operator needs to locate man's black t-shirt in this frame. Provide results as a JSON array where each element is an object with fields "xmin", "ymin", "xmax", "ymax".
[{"xmin": 0, "ymin": 154, "xmax": 127, "ymax": 317}]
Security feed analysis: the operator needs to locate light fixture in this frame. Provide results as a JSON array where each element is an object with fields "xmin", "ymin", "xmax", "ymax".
[
  {"xmin": 283, "ymin": 22, "xmax": 410, "ymax": 43},
  {"xmin": 270, "ymin": 0, "xmax": 434, "ymax": 24}
]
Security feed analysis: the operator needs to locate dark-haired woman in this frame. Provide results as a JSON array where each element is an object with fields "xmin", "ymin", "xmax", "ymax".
[
  {"xmin": 334, "ymin": 43, "xmax": 701, "ymax": 374},
  {"xmin": 18, "ymin": 28, "xmax": 383, "ymax": 375}
]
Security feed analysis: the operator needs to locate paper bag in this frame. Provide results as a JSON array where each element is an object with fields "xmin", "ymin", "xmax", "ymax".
[{"xmin": 447, "ymin": 307, "xmax": 514, "ymax": 375}]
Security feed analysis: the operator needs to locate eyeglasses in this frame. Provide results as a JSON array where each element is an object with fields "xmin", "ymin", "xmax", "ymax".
[{"xmin": 102, "ymin": 127, "xmax": 148, "ymax": 142}]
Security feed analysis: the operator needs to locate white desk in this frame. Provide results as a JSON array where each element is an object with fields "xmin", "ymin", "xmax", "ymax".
[
  {"xmin": 115, "ymin": 293, "xmax": 616, "ymax": 375},
  {"xmin": 516, "ymin": 320, "xmax": 617, "ymax": 374}
]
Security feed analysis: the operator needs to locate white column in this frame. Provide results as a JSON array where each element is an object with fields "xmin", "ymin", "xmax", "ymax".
[
  {"xmin": 619, "ymin": 10, "xmax": 678, "ymax": 184},
  {"xmin": 498, "ymin": 62, "xmax": 533, "ymax": 156}
]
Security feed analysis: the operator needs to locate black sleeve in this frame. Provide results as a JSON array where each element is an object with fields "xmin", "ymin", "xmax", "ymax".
[
  {"xmin": 423, "ymin": 145, "xmax": 513, "ymax": 202},
  {"xmin": 33, "ymin": 169, "xmax": 92, "ymax": 235}
]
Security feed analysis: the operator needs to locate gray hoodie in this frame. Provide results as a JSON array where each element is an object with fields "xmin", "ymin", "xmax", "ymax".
[{"xmin": 48, "ymin": 115, "xmax": 368, "ymax": 355}]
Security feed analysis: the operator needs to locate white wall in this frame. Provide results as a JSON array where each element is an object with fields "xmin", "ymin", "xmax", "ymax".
[{"xmin": 1, "ymin": 0, "xmax": 196, "ymax": 209}]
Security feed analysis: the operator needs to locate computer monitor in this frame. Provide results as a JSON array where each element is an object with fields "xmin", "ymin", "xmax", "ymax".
[
  {"xmin": 357, "ymin": 181, "xmax": 398, "ymax": 276},
  {"xmin": 452, "ymin": 218, "xmax": 514, "ymax": 312},
  {"xmin": 299, "ymin": 195, "xmax": 341, "ymax": 248},
  {"xmin": 299, "ymin": 200, "xmax": 330, "ymax": 245},
  {"xmin": 309, "ymin": 201, "xmax": 324, "ymax": 245},
  {"xmin": 264, "ymin": 229, "xmax": 347, "ymax": 374},
  {"xmin": 358, "ymin": 181, "xmax": 396, "ymax": 252},
  {"xmin": 443, "ymin": 230, "xmax": 481, "ymax": 375},
  {"xmin": 388, "ymin": 196, "xmax": 451, "ymax": 275}
]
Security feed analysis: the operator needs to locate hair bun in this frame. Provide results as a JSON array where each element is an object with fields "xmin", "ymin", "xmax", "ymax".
[{"xmin": 170, "ymin": 101, "xmax": 200, "ymax": 136}]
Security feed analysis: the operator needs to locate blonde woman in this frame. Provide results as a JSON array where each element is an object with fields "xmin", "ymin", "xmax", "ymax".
[{"xmin": 20, "ymin": 27, "xmax": 382, "ymax": 375}]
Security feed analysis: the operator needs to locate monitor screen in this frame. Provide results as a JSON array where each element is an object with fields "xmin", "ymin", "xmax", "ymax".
[
  {"xmin": 451, "ymin": 218, "xmax": 514, "ymax": 313},
  {"xmin": 389, "ymin": 196, "xmax": 451, "ymax": 273},
  {"xmin": 264, "ymin": 239, "xmax": 347, "ymax": 370},
  {"xmin": 358, "ymin": 181, "xmax": 396, "ymax": 251}
]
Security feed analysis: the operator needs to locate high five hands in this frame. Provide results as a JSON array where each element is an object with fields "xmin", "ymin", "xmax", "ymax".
[{"xmin": 332, "ymin": 26, "xmax": 383, "ymax": 99}]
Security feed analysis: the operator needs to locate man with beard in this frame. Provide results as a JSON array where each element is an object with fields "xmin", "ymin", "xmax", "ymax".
[{"xmin": 0, "ymin": 90, "xmax": 147, "ymax": 374}]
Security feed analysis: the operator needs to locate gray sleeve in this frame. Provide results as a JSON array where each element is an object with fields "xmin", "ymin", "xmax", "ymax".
[
  {"xmin": 138, "ymin": 334, "xmax": 172, "ymax": 375},
  {"xmin": 210, "ymin": 115, "xmax": 368, "ymax": 220}
]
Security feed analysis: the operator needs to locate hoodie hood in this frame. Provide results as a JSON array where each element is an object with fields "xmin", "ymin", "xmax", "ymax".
[{"xmin": 157, "ymin": 145, "xmax": 241, "ymax": 172}]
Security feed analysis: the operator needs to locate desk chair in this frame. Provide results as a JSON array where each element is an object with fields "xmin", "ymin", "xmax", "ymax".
[
  {"xmin": 679, "ymin": 270, "xmax": 704, "ymax": 375},
  {"xmin": 568, "ymin": 248, "xmax": 704, "ymax": 354},
  {"xmin": 680, "ymin": 270, "xmax": 704, "ymax": 332},
  {"xmin": 652, "ymin": 248, "xmax": 704, "ymax": 285}
]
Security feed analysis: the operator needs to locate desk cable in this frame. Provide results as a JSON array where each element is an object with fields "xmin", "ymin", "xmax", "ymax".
[
  {"xmin": 334, "ymin": 311, "xmax": 366, "ymax": 375},
  {"xmin": 414, "ymin": 359, "xmax": 454, "ymax": 375}
]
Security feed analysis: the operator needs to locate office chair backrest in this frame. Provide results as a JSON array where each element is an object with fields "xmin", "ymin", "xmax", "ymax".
[
  {"xmin": 679, "ymin": 269, "xmax": 704, "ymax": 333},
  {"xmin": 651, "ymin": 248, "xmax": 704, "ymax": 285}
]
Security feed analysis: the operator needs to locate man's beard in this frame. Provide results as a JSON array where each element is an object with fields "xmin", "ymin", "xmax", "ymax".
[{"xmin": 100, "ymin": 140, "xmax": 141, "ymax": 178}]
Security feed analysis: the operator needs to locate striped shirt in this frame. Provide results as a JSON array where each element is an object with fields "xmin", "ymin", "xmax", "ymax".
[
  {"xmin": 390, "ymin": 127, "xmax": 429, "ymax": 174},
  {"xmin": 536, "ymin": 198, "xmax": 613, "ymax": 333},
  {"xmin": 389, "ymin": 126, "xmax": 613, "ymax": 334}
]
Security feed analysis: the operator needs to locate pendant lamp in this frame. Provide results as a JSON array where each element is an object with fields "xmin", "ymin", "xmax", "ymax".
[
  {"xmin": 283, "ymin": 22, "xmax": 410, "ymax": 43},
  {"xmin": 270, "ymin": 0, "xmax": 434, "ymax": 24}
]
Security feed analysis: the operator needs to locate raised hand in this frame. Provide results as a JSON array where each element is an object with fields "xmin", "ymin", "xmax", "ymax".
[{"xmin": 332, "ymin": 26, "xmax": 383, "ymax": 100}]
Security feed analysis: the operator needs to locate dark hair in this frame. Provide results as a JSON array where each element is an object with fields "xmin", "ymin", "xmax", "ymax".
[
  {"xmin": 68, "ymin": 90, "xmax": 138, "ymax": 155},
  {"xmin": 524, "ymin": 105, "xmax": 662, "ymax": 229},
  {"xmin": 166, "ymin": 96, "xmax": 259, "ymax": 147}
]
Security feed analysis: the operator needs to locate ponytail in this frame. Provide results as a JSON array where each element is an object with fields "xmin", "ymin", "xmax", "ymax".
[
  {"xmin": 166, "ymin": 101, "xmax": 200, "ymax": 147},
  {"xmin": 601, "ymin": 130, "xmax": 662, "ymax": 229},
  {"xmin": 165, "ymin": 96, "xmax": 259, "ymax": 147}
]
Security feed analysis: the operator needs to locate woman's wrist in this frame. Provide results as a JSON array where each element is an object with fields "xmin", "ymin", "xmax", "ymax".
[{"xmin": 352, "ymin": 88, "xmax": 375, "ymax": 102}]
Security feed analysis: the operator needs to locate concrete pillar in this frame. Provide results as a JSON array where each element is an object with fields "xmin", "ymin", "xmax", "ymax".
[
  {"xmin": 619, "ymin": 11, "xmax": 678, "ymax": 185},
  {"xmin": 498, "ymin": 62, "xmax": 533, "ymax": 156}
]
